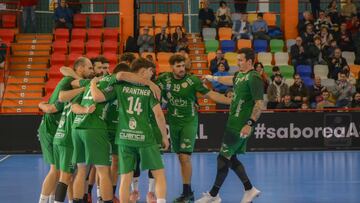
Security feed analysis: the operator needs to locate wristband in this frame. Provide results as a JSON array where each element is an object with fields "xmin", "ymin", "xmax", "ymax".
[{"xmin": 246, "ymin": 119, "xmax": 256, "ymax": 127}]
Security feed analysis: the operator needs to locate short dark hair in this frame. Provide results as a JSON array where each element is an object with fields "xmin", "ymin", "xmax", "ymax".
[
  {"xmin": 97, "ymin": 55, "xmax": 109, "ymax": 64},
  {"xmin": 120, "ymin": 52, "xmax": 136, "ymax": 64},
  {"xmin": 238, "ymin": 48, "xmax": 255, "ymax": 64},
  {"xmin": 90, "ymin": 56, "xmax": 103, "ymax": 65},
  {"xmin": 113, "ymin": 63, "xmax": 130, "ymax": 74},
  {"xmin": 293, "ymin": 73, "xmax": 301, "ymax": 79},
  {"xmin": 254, "ymin": 62, "xmax": 264, "ymax": 69},
  {"xmin": 131, "ymin": 58, "xmax": 153, "ymax": 73},
  {"xmin": 257, "ymin": 13, "xmax": 263, "ymax": 18},
  {"xmin": 219, "ymin": 0, "xmax": 226, "ymax": 7},
  {"xmin": 272, "ymin": 66, "xmax": 280, "ymax": 72},
  {"xmin": 73, "ymin": 57, "xmax": 88, "ymax": 71},
  {"xmin": 169, "ymin": 54, "xmax": 186, "ymax": 65}
]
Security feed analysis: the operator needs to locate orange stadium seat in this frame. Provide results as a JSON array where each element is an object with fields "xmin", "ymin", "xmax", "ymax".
[
  {"xmin": 52, "ymin": 40, "xmax": 68, "ymax": 54},
  {"xmin": 157, "ymin": 52, "xmax": 173, "ymax": 73},
  {"xmin": 103, "ymin": 28, "xmax": 119, "ymax": 42},
  {"xmin": 207, "ymin": 52, "xmax": 216, "ymax": 66},
  {"xmin": 54, "ymin": 28, "xmax": 70, "ymax": 42},
  {"xmin": 89, "ymin": 14, "xmax": 104, "ymax": 28},
  {"xmin": 139, "ymin": 13, "xmax": 153, "ymax": 27},
  {"xmin": 87, "ymin": 28, "xmax": 103, "ymax": 41},
  {"xmin": 71, "ymin": 28, "xmax": 87, "ymax": 41},
  {"xmin": 169, "ymin": 13, "xmax": 183, "ymax": 27},
  {"xmin": 154, "ymin": 13, "xmax": 168, "ymax": 27},
  {"xmin": 69, "ymin": 40, "xmax": 85, "ymax": 54},
  {"xmin": 46, "ymin": 78, "xmax": 62, "ymax": 94},
  {"xmin": 86, "ymin": 40, "xmax": 101, "ymax": 54},
  {"xmin": 102, "ymin": 40, "xmax": 118, "ymax": 54},
  {"xmin": 218, "ymin": 27, "xmax": 232, "ymax": 40},
  {"xmin": 264, "ymin": 13, "xmax": 277, "ymax": 27},
  {"xmin": 237, "ymin": 39, "xmax": 252, "ymax": 49},
  {"xmin": 73, "ymin": 14, "xmax": 87, "ymax": 28},
  {"xmin": 2, "ymin": 14, "xmax": 16, "ymax": 28},
  {"xmin": 0, "ymin": 29, "xmax": 15, "ymax": 45}
]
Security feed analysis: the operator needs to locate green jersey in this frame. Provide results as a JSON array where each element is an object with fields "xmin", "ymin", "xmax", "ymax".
[
  {"xmin": 226, "ymin": 70, "xmax": 263, "ymax": 133},
  {"xmin": 38, "ymin": 76, "xmax": 74, "ymax": 135},
  {"xmin": 103, "ymin": 78, "xmax": 159, "ymax": 147},
  {"xmin": 156, "ymin": 72, "xmax": 210, "ymax": 124},
  {"xmin": 105, "ymin": 100, "xmax": 119, "ymax": 131},
  {"xmin": 53, "ymin": 94, "xmax": 83, "ymax": 147},
  {"xmin": 73, "ymin": 75, "xmax": 118, "ymax": 129}
]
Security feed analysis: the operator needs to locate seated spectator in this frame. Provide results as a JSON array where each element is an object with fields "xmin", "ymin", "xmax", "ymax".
[
  {"xmin": 298, "ymin": 11, "xmax": 314, "ymax": 33},
  {"xmin": 323, "ymin": 39, "xmax": 338, "ymax": 63},
  {"xmin": 276, "ymin": 94, "xmax": 297, "ymax": 109},
  {"xmin": 350, "ymin": 92, "xmax": 360, "ymax": 108},
  {"xmin": 314, "ymin": 10, "xmax": 332, "ymax": 33},
  {"xmin": 289, "ymin": 74, "xmax": 309, "ymax": 107},
  {"xmin": 267, "ymin": 73, "xmax": 289, "ymax": 109},
  {"xmin": 336, "ymin": 22, "xmax": 354, "ymax": 51},
  {"xmin": 67, "ymin": 0, "xmax": 81, "ymax": 14},
  {"xmin": 320, "ymin": 26, "xmax": 334, "ymax": 47},
  {"xmin": 270, "ymin": 66, "xmax": 281, "ymax": 81},
  {"xmin": 254, "ymin": 62, "xmax": 270, "ymax": 92},
  {"xmin": 309, "ymin": 76, "xmax": 327, "ymax": 107},
  {"xmin": 307, "ymin": 36, "xmax": 327, "ymax": 65},
  {"xmin": 0, "ymin": 38, "xmax": 7, "ymax": 68},
  {"xmin": 356, "ymin": 72, "xmax": 360, "ymax": 92},
  {"xmin": 199, "ymin": 0, "xmax": 215, "ymax": 34},
  {"xmin": 316, "ymin": 90, "xmax": 335, "ymax": 108},
  {"xmin": 326, "ymin": 0, "xmax": 340, "ymax": 25},
  {"xmin": 331, "ymin": 71, "xmax": 356, "ymax": 107},
  {"xmin": 137, "ymin": 26, "xmax": 154, "ymax": 53},
  {"xmin": 301, "ymin": 102, "xmax": 310, "ymax": 109},
  {"xmin": 355, "ymin": 26, "xmax": 360, "ymax": 64},
  {"xmin": 341, "ymin": 0, "xmax": 357, "ymax": 19},
  {"xmin": 328, "ymin": 48, "xmax": 349, "ymax": 80},
  {"xmin": 172, "ymin": 26, "xmax": 188, "ymax": 52},
  {"xmin": 232, "ymin": 14, "xmax": 252, "ymax": 40},
  {"xmin": 212, "ymin": 62, "xmax": 230, "ymax": 93},
  {"xmin": 54, "ymin": 0, "xmax": 73, "ymax": 29},
  {"xmin": 216, "ymin": 1, "xmax": 232, "ymax": 28},
  {"xmin": 301, "ymin": 23, "xmax": 316, "ymax": 46},
  {"xmin": 210, "ymin": 49, "xmax": 230, "ymax": 74},
  {"xmin": 155, "ymin": 26, "xmax": 172, "ymax": 52},
  {"xmin": 291, "ymin": 37, "xmax": 311, "ymax": 67},
  {"xmin": 252, "ymin": 13, "xmax": 270, "ymax": 41},
  {"xmin": 346, "ymin": 14, "xmax": 359, "ymax": 35}
]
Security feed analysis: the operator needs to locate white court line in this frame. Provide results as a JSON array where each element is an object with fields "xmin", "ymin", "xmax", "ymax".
[{"xmin": 0, "ymin": 155, "xmax": 11, "ymax": 163}]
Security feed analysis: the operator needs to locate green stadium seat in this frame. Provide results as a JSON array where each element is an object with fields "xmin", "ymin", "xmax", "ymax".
[
  {"xmin": 204, "ymin": 40, "xmax": 219, "ymax": 53},
  {"xmin": 270, "ymin": 39, "xmax": 284, "ymax": 53}
]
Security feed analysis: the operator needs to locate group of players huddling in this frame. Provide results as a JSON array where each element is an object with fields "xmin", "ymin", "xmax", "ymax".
[{"xmin": 37, "ymin": 48, "xmax": 264, "ymax": 203}]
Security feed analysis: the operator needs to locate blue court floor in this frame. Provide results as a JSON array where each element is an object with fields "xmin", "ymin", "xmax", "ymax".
[{"xmin": 0, "ymin": 151, "xmax": 359, "ymax": 203}]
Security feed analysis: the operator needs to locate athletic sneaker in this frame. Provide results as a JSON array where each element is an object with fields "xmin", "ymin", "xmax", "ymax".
[
  {"xmin": 195, "ymin": 192, "xmax": 221, "ymax": 203},
  {"xmin": 173, "ymin": 192, "xmax": 194, "ymax": 203},
  {"xmin": 130, "ymin": 190, "xmax": 140, "ymax": 202},
  {"xmin": 146, "ymin": 192, "xmax": 157, "ymax": 203},
  {"xmin": 97, "ymin": 196, "xmax": 104, "ymax": 203},
  {"xmin": 240, "ymin": 187, "xmax": 261, "ymax": 203}
]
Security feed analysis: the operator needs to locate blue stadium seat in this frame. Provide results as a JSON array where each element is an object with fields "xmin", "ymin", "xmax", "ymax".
[
  {"xmin": 253, "ymin": 40, "xmax": 268, "ymax": 53},
  {"xmin": 220, "ymin": 40, "xmax": 235, "ymax": 53},
  {"xmin": 296, "ymin": 65, "xmax": 312, "ymax": 78},
  {"xmin": 302, "ymin": 77, "xmax": 314, "ymax": 87}
]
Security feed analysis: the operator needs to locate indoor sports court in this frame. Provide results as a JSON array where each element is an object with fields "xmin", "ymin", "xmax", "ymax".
[{"xmin": 0, "ymin": 0, "xmax": 360, "ymax": 203}]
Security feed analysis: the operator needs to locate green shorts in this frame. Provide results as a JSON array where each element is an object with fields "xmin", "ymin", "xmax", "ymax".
[
  {"xmin": 53, "ymin": 144, "xmax": 75, "ymax": 173},
  {"xmin": 72, "ymin": 128, "xmax": 111, "ymax": 166},
  {"xmin": 38, "ymin": 131, "xmax": 55, "ymax": 165},
  {"xmin": 169, "ymin": 122, "xmax": 198, "ymax": 153},
  {"xmin": 108, "ymin": 130, "xmax": 118, "ymax": 155},
  {"xmin": 220, "ymin": 128, "xmax": 248, "ymax": 157},
  {"xmin": 118, "ymin": 144, "xmax": 164, "ymax": 175}
]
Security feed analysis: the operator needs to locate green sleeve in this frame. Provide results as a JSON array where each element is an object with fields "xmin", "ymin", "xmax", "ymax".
[
  {"xmin": 58, "ymin": 77, "xmax": 74, "ymax": 91},
  {"xmin": 54, "ymin": 100, "xmax": 64, "ymax": 111},
  {"xmin": 249, "ymin": 72, "xmax": 264, "ymax": 100},
  {"xmin": 233, "ymin": 72, "xmax": 239, "ymax": 84},
  {"xmin": 79, "ymin": 79, "xmax": 91, "ymax": 87},
  {"xmin": 71, "ymin": 93, "xmax": 84, "ymax": 104},
  {"xmin": 102, "ymin": 84, "xmax": 117, "ymax": 102},
  {"xmin": 149, "ymin": 92, "xmax": 160, "ymax": 109},
  {"xmin": 192, "ymin": 76, "xmax": 210, "ymax": 95}
]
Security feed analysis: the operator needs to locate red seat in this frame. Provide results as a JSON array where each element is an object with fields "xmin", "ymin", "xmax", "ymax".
[
  {"xmin": 52, "ymin": 40, "xmax": 68, "ymax": 54},
  {"xmin": 69, "ymin": 40, "xmax": 84, "ymax": 54},
  {"xmin": 87, "ymin": 28, "xmax": 103, "ymax": 41},
  {"xmin": 51, "ymin": 54, "xmax": 67, "ymax": 66},
  {"xmin": 86, "ymin": 40, "xmax": 101, "ymax": 54},
  {"xmin": 2, "ymin": 14, "xmax": 16, "ymax": 28},
  {"xmin": 102, "ymin": 40, "xmax": 118, "ymax": 54},
  {"xmin": 48, "ymin": 66, "xmax": 63, "ymax": 79},
  {"xmin": 73, "ymin": 14, "xmax": 87, "ymax": 28},
  {"xmin": 86, "ymin": 52, "xmax": 99, "ymax": 59},
  {"xmin": 89, "ymin": 14, "xmax": 104, "ymax": 28},
  {"xmin": 103, "ymin": 52, "xmax": 118, "ymax": 66},
  {"xmin": 54, "ymin": 28, "xmax": 69, "ymax": 42},
  {"xmin": 103, "ymin": 28, "xmax": 119, "ymax": 42},
  {"xmin": 71, "ymin": 28, "xmax": 87, "ymax": 41},
  {"xmin": 68, "ymin": 53, "xmax": 82, "ymax": 66},
  {"xmin": 0, "ymin": 29, "xmax": 15, "ymax": 44},
  {"xmin": 45, "ymin": 78, "xmax": 62, "ymax": 94}
]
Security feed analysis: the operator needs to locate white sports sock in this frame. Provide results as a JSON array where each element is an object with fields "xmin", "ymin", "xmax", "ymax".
[
  {"xmin": 68, "ymin": 201, "xmax": 73, "ymax": 203},
  {"xmin": 157, "ymin": 198, "xmax": 166, "ymax": 203},
  {"xmin": 131, "ymin": 177, "xmax": 139, "ymax": 191},
  {"xmin": 148, "ymin": 178, "xmax": 155, "ymax": 193},
  {"xmin": 48, "ymin": 195, "xmax": 55, "ymax": 203},
  {"xmin": 54, "ymin": 201, "xmax": 62, "ymax": 203},
  {"xmin": 38, "ymin": 194, "xmax": 49, "ymax": 203},
  {"xmin": 96, "ymin": 185, "xmax": 101, "ymax": 198}
]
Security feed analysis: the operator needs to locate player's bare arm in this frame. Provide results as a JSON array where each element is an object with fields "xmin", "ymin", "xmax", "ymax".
[
  {"xmin": 240, "ymin": 100, "xmax": 264, "ymax": 138},
  {"xmin": 116, "ymin": 72, "xmax": 161, "ymax": 100},
  {"xmin": 71, "ymin": 104, "xmax": 96, "ymax": 114},
  {"xmin": 38, "ymin": 102, "xmax": 58, "ymax": 113},
  {"xmin": 60, "ymin": 66, "xmax": 82, "ymax": 80},
  {"xmin": 58, "ymin": 87, "xmax": 85, "ymax": 103},
  {"xmin": 152, "ymin": 104, "xmax": 169, "ymax": 150},
  {"xmin": 205, "ymin": 91, "xmax": 232, "ymax": 105},
  {"xmin": 203, "ymin": 75, "xmax": 234, "ymax": 86},
  {"xmin": 90, "ymin": 77, "xmax": 106, "ymax": 103}
]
